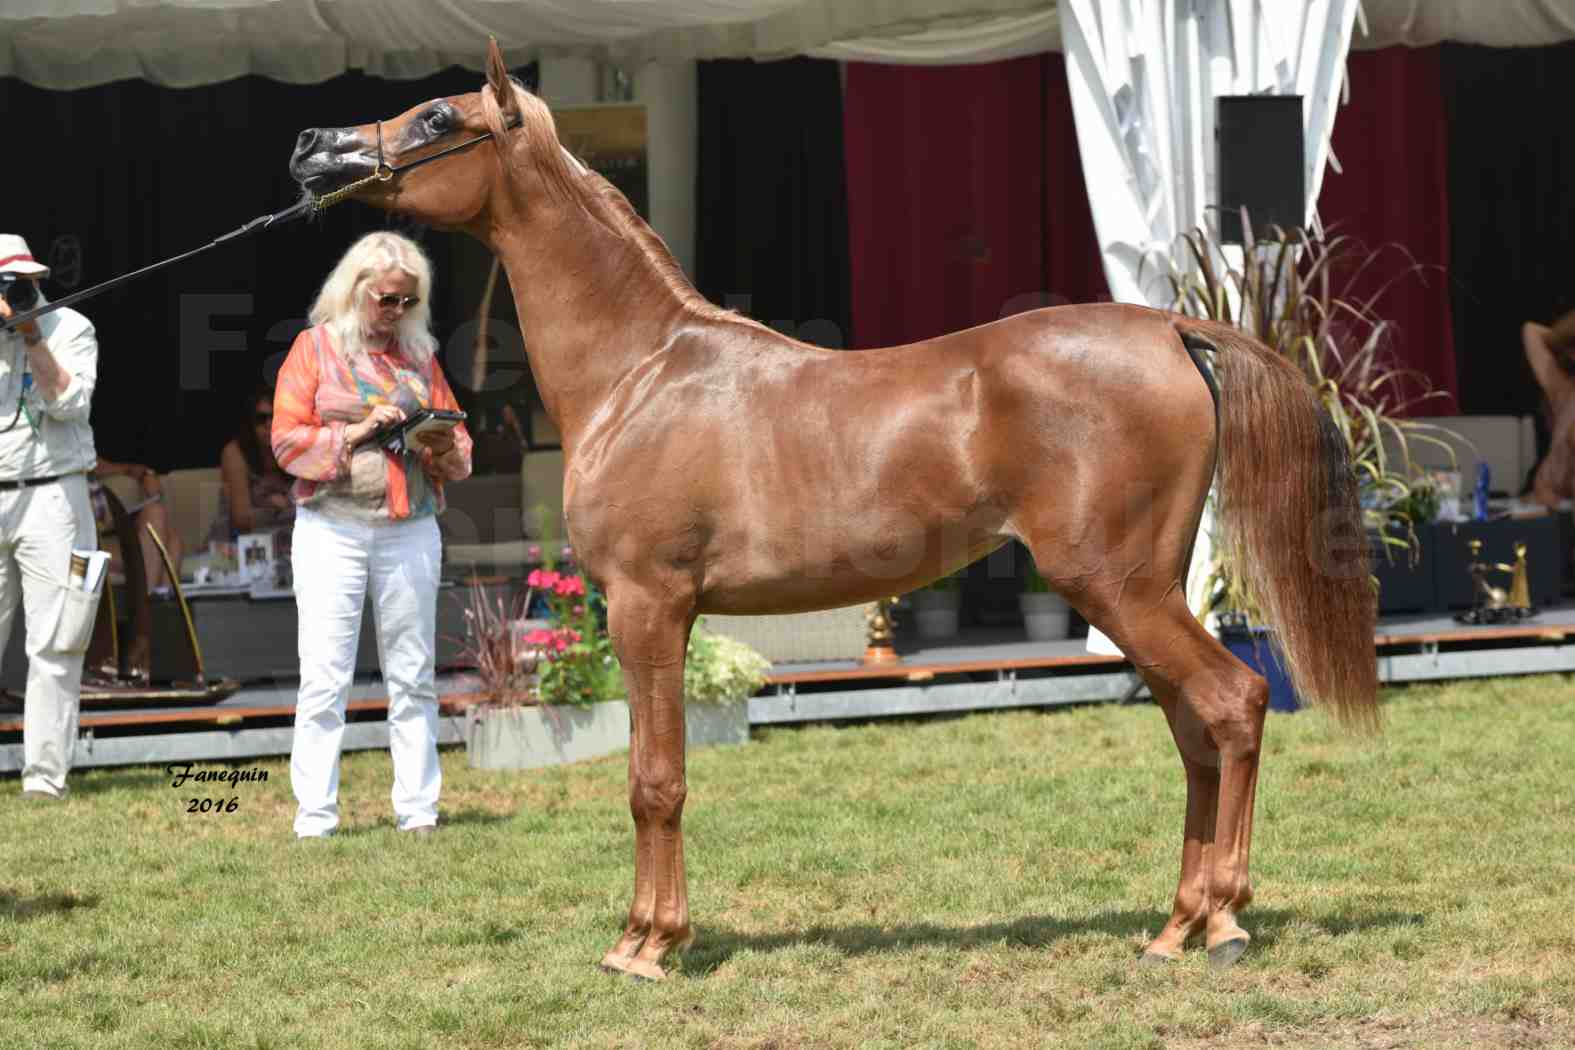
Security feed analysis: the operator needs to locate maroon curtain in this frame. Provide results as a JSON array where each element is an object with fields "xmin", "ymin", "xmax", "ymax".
[
  {"xmin": 843, "ymin": 55, "xmax": 1106, "ymax": 351},
  {"xmin": 1040, "ymin": 56, "xmax": 1110, "ymax": 313},
  {"xmin": 1317, "ymin": 46, "xmax": 1458, "ymax": 414},
  {"xmin": 845, "ymin": 48, "xmax": 1454, "ymax": 410}
]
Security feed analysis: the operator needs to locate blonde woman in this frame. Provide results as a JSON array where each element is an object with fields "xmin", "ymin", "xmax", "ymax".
[{"xmin": 273, "ymin": 232, "xmax": 472, "ymax": 838}]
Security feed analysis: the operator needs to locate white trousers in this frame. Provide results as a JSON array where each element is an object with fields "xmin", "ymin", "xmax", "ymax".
[
  {"xmin": 0, "ymin": 474, "xmax": 96, "ymax": 797},
  {"xmin": 290, "ymin": 507, "xmax": 442, "ymax": 836}
]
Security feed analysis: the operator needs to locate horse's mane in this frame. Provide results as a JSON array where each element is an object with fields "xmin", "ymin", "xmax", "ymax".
[
  {"xmin": 482, "ymin": 79, "xmax": 759, "ymax": 330},
  {"xmin": 585, "ymin": 172, "xmax": 747, "ymax": 325},
  {"xmin": 482, "ymin": 79, "xmax": 608, "ymax": 229}
]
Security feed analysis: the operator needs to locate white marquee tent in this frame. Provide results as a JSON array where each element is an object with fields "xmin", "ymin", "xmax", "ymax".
[
  {"xmin": 3, "ymin": 1, "xmax": 1575, "ymax": 89},
  {"xmin": 4, "ymin": 0, "xmax": 1572, "ymax": 282}
]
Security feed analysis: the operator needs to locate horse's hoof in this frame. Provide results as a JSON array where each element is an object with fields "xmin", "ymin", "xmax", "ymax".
[
  {"xmin": 1138, "ymin": 951, "xmax": 1177, "ymax": 967},
  {"xmin": 622, "ymin": 956, "xmax": 668, "ymax": 982},
  {"xmin": 602, "ymin": 965, "xmax": 654, "ymax": 983},
  {"xmin": 1207, "ymin": 937, "xmax": 1249, "ymax": 968},
  {"xmin": 599, "ymin": 951, "xmax": 634, "ymax": 975}
]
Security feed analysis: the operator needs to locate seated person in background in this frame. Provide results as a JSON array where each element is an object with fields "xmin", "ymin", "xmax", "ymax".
[
  {"xmin": 209, "ymin": 384, "xmax": 294, "ymax": 544},
  {"xmin": 1523, "ymin": 308, "xmax": 1575, "ymax": 510},
  {"xmin": 92, "ymin": 457, "xmax": 184, "ymax": 596}
]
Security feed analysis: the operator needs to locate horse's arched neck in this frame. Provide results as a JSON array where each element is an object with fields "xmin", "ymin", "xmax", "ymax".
[{"xmin": 482, "ymin": 189, "xmax": 686, "ymax": 452}]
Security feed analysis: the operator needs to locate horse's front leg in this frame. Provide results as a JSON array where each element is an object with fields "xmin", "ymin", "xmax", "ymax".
[{"xmin": 598, "ymin": 583, "xmax": 695, "ymax": 981}]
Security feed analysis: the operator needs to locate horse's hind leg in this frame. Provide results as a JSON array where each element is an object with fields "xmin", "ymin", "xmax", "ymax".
[
  {"xmin": 1111, "ymin": 597, "xmax": 1267, "ymax": 965},
  {"xmin": 1035, "ymin": 524, "xmax": 1266, "ymax": 967}
]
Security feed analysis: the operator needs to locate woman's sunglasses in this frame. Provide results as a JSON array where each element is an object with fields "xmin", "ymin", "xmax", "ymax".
[{"xmin": 368, "ymin": 289, "xmax": 421, "ymax": 310}]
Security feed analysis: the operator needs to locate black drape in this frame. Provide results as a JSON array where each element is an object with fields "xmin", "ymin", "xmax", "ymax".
[
  {"xmin": 2, "ymin": 64, "xmax": 534, "ymax": 471},
  {"xmin": 695, "ymin": 57, "xmax": 851, "ymax": 349},
  {"xmin": 1444, "ymin": 41, "xmax": 1575, "ymax": 441}
]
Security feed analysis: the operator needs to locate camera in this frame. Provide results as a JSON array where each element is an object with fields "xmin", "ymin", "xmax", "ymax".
[{"xmin": 0, "ymin": 273, "xmax": 40, "ymax": 313}]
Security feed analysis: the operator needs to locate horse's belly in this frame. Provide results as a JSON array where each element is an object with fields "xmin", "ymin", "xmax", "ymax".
[{"xmin": 697, "ymin": 510, "xmax": 1006, "ymax": 615}]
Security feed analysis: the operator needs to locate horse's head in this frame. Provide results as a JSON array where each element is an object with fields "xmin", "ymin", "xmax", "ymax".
[{"xmin": 289, "ymin": 39, "xmax": 528, "ymax": 229}]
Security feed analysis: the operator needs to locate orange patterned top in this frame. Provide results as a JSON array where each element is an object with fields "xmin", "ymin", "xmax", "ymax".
[{"xmin": 271, "ymin": 326, "xmax": 473, "ymax": 521}]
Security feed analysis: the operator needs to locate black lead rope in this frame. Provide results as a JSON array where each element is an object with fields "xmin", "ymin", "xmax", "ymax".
[
  {"xmin": 0, "ymin": 197, "xmax": 314, "ymax": 334},
  {"xmin": 1, "ymin": 114, "xmax": 521, "ymax": 334}
]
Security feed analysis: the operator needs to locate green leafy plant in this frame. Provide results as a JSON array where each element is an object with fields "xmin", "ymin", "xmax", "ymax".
[
  {"xmin": 1152, "ymin": 214, "xmax": 1461, "ymax": 623},
  {"xmin": 1388, "ymin": 477, "xmax": 1441, "ymax": 530},
  {"xmin": 684, "ymin": 623, "xmax": 771, "ymax": 705}
]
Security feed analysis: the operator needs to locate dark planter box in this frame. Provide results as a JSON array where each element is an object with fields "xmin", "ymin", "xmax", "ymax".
[
  {"xmin": 1219, "ymin": 626, "xmax": 1299, "ymax": 713},
  {"xmin": 1370, "ymin": 526, "xmax": 1438, "ymax": 614},
  {"xmin": 1560, "ymin": 510, "xmax": 1575, "ymax": 597},
  {"xmin": 963, "ymin": 541, "xmax": 1034, "ymax": 627},
  {"xmin": 1432, "ymin": 515, "xmax": 1565, "ymax": 611}
]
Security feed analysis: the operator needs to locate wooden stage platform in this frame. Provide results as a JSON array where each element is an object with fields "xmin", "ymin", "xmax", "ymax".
[{"xmin": 3, "ymin": 604, "xmax": 1574, "ymax": 774}]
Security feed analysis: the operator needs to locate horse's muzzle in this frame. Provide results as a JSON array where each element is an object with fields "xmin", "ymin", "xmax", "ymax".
[{"xmin": 288, "ymin": 126, "xmax": 375, "ymax": 191}]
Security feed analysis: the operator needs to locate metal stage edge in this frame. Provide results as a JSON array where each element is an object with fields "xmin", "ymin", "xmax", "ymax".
[{"xmin": 3, "ymin": 606, "xmax": 1574, "ymax": 774}]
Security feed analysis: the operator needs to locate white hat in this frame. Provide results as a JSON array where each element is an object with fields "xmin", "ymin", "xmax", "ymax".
[{"xmin": 0, "ymin": 234, "xmax": 49, "ymax": 278}]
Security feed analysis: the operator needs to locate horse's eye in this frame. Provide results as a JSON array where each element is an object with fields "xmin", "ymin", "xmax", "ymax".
[{"xmin": 425, "ymin": 111, "xmax": 450, "ymax": 134}]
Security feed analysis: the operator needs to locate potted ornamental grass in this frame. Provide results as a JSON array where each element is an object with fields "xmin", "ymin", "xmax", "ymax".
[{"xmin": 1158, "ymin": 215, "xmax": 1462, "ymax": 710}]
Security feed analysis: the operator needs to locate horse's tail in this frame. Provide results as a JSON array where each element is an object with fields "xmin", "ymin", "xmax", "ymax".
[{"xmin": 1173, "ymin": 315, "xmax": 1379, "ymax": 730}]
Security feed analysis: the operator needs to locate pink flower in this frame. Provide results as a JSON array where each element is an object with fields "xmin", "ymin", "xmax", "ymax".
[
  {"xmin": 572, "ymin": 604, "xmax": 585, "ymax": 616},
  {"xmin": 544, "ymin": 627, "xmax": 581, "ymax": 654},
  {"xmin": 523, "ymin": 628, "xmax": 555, "ymax": 647},
  {"xmin": 527, "ymin": 544, "xmax": 543, "ymax": 561},
  {"xmin": 527, "ymin": 569, "xmax": 561, "ymax": 590},
  {"xmin": 553, "ymin": 575, "xmax": 586, "ymax": 598}
]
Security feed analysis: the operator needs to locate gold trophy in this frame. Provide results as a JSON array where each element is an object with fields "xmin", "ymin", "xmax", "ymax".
[
  {"xmin": 862, "ymin": 596, "xmax": 901, "ymax": 664},
  {"xmin": 1457, "ymin": 538, "xmax": 1536, "ymax": 624}
]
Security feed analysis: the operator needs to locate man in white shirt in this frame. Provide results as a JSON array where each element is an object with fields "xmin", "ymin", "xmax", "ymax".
[{"xmin": 0, "ymin": 233, "xmax": 100, "ymax": 800}]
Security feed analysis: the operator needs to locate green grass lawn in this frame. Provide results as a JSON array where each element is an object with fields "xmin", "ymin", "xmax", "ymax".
[{"xmin": 4, "ymin": 674, "xmax": 1575, "ymax": 1049}]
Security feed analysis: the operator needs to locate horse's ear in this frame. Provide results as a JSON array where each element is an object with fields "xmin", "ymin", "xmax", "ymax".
[{"xmin": 485, "ymin": 37, "xmax": 520, "ymax": 122}]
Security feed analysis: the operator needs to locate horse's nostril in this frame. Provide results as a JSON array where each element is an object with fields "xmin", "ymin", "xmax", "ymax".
[{"xmin": 295, "ymin": 128, "xmax": 320, "ymax": 154}]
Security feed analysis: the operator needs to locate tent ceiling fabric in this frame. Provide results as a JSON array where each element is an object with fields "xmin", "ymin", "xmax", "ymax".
[
  {"xmin": 1353, "ymin": 0, "xmax": 1575, "ymax": 50},
  {"xmin": 0, "ymin": 0, "xmax": 1051, "ymax": 88},
  {"xmin": 3, "ymin": 0, "xmax": 1575, "ymax": 89}
]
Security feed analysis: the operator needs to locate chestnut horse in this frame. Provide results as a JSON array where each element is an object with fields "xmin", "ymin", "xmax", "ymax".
[{"xmin": 289, "ymin": 41, "xmax": 1377, "ymax": 980}]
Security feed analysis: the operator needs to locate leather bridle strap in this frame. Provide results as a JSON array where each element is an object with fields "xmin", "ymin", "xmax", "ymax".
[{"xmin": 313, "ymin": 115, "xmax": 523, "ymax": 211}]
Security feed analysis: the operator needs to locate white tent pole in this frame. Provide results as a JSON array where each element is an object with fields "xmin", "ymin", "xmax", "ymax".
[
  {"xmin": 1060, "ymin": 0, "xmax": 1360, "ymax": 657},
  {"xmin": 1300, "ymin": 0, "xmax": 1361, "ymax": 223}
]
